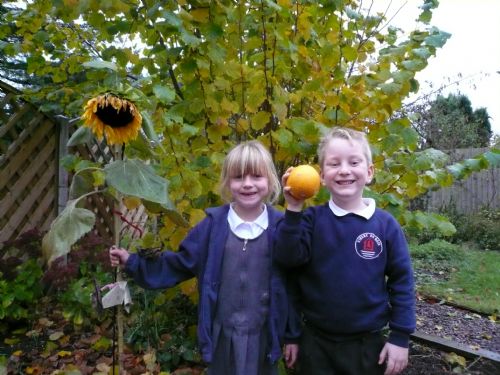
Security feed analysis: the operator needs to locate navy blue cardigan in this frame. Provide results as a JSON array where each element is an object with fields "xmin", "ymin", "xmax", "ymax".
[{"xmin": 124, "ymin": 204, "xmax": 300, "ymax": 364}]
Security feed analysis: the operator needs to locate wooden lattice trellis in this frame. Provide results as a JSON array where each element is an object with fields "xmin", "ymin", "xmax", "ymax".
[
  {"xmin": 72, "ymin": 139, "xmax": 148, "ymax": 240},
  {"xmin": 0, "ymin": 81, "xmax": 147, "ymax": 246},
  {"xmin": 0, "ymin": 82, "xmax": 59, "ymax": 243}
]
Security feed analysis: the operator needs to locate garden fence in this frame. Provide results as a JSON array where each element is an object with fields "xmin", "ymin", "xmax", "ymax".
[
  {"xmin": 424, "ymin": 147, "xmax": 499, "ymax": 214},
  {"xmin": 0, "ymin": 80, "xmax": 146, "ymax": 247}
]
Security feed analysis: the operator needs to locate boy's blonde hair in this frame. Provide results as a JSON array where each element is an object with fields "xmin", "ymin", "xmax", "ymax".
[
  {"xmin": 318, "ymin": 127, "xmax": 373, "ymax": 167},
  {"xmin": 219, "ymin": 140, "xmax": 281, "ymax": 204}
]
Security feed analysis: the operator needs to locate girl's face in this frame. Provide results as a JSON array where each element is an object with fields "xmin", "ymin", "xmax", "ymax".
[
  {"xmin": 229, "ymin": 172, "xmax": 269, "ymax": 217},
  {"xmin": 321, "ymin": 138, "xmax": 374, "ymax": 210}
]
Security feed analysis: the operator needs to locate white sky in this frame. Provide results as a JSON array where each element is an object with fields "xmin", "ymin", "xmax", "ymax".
[{"xmin": 373, "ymin": 0, "xmax": 500, "ymax": 136}]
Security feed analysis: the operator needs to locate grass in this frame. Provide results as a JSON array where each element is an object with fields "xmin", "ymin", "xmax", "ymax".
[{"xmin": 410, "ymin": 239, "xmax": 500, "ymax": 315}]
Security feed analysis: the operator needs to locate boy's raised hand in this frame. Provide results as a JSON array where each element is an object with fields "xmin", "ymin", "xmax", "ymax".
[
  {"xmin": 378, "ymin": 342, "xmax": 409, "ymax": 375},
  {"xmin": 282, "ymin": 167, "xmax": 305, "ymax": 212},
  {"xmin": 109, "ymin": 246, "xmax": 130, "ymax": 268}
]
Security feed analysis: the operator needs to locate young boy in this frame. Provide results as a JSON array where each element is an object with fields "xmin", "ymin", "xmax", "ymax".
[{"xmin": 274, "ymin": 127, "xmax": 415, "ymax": 375}]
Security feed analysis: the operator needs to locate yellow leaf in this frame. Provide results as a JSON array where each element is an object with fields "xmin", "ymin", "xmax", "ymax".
[
  {"xmin": 42, "ymin": 341, "xmax": 58, "ymax": 358},
  {"xmin": 143, "ymin": 350, "xmax": 157, "ymax": 371},
  {"xmin": 38, "ymin": 317, "xmax": 54, "ymax": 327},
  {"xmin": 12, "ymin": 350, "xmax": 22, "ymax": 356},
  {"xmin": 4, "ymin": 338, "xmax": 19, "ymax": 345},
  {"xmin": 445, "ymin": 352, "xmax": 466, "ymax": 367},
  {"xmin": 272, "ymin": 102, "xmax": 287, "ymax": 121},
  {"xmin": 179, "ymin": 278, "xmax": 198, "ymax": 297},
  {"xmin": 298, "ymin": 45, "xmax": 309, "ymax": 57},
  {"xmin": 59, "ymin": 335, "xmax": 70, "ymax": 345},
  {"xmin": 221, "ymin": 97, "xmax": 236, "ymax": 112},
  {"xmin": 188, "ymin": 324, "xmax": 198, "ymax": 339},
  {"xmin": 191, "ymin": 8, "xmax": 209, "ymax": 23},
  {"xmin": 189, "ymin": 208, "xmax": 206, "ymax": 226},
  {"xmin": 325, "ymin": 94, "xmax": 340, "ymax": 107},
  {"xmin": 123, "ymin": 196, "xmax": 141, "ymax": 210},
  {"xmin": 57, "ymin": 350, "xmax": 72, "ymax": 357},
  {"xmin": 96, "ymin": 363, "xmax": 110, "ymax": 372},
  {"xmin": 236, "ymin": 118, "xmax": 249, "ymax": 133},
  {"xmin": 92, "ymin": 170, "xmax": 105, "ymax": 187},
  {"xmin": 73, "ymin": 312, "xmax": 84, "ymax": 325},
  {"xmin": 25, "ymin": 330, "xmax": 40, "ymax": 338},
  {"xmin": 252, "ymin": 111, "xmax": 271, "ymax": 130},
  {"xmin": 49, "ymin": 331, "xmax": 64, "ymax": 341}
]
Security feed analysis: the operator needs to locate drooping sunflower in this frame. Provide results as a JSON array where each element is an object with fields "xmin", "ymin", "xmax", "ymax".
[{"xmin": 81, "ymin": 93, "xmax": 142, "ymax": 145}]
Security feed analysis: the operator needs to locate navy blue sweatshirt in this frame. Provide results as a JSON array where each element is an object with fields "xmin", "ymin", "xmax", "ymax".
[{"xmin": 274, "ymin": 203, "xmax": 415, "ymax": 348}]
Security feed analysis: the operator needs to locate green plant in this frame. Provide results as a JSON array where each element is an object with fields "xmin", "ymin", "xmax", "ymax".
[
  {"xmin": 57, "ymin": 271, "xmax": 110, "ymax": 327},
  {"xmin": 0, "ymin": 259, "xmax": 43, "ymax": 321},
  {"xmin": 126, "ymin": 287, "xmax": 200, "ymax": 371},
  {"xmin": 410, "ymin": 239, "xmax": 463, "ymax": 262},
  {"xmin": 452, "ymin": 208, "xmax": 500, "ymax": 251}
]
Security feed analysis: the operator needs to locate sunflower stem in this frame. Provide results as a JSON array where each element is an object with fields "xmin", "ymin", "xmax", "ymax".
[{"xmin": 113, "ymin": 145, "xmax": 125, "ymax": 373}]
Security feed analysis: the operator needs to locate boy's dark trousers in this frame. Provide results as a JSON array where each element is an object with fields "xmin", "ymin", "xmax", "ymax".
[{"xmin": 297, "ymin": 324, "xmax": 385, "ymax": 375}]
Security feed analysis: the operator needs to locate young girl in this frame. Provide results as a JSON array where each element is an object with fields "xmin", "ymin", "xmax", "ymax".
[{"xmin": 110, "ymin": 140, "xmax": 299, "ymax": 374}]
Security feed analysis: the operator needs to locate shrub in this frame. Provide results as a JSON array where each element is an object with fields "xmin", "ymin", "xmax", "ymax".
[
  {"xmin": 126, "ymin": 288, "xmax": 200, "ymax": 371},
  {"xmin": 0, "ymin": 229, "xmax": 44, "ymax": 322},
  {"xmin": 451, "ymin": 209, "xmax": 500, "ymax": 251},
  {"xmin": 0, "ymin": 259, "xmax": 43, "ymax": 321},
  {"xmin": 410, "ymin": 239, "xmax": 464, "ymax": 262},
  {"xmin": 42, "ymin": 232, "xmax": 113, "ymax": 293},
  {"xmin": 408, "ymin": 207, "xmax": 500, "ymax": 251},
  {"xmin": 42, "ymin": 232, "xmax": 114, "ymax": 326},
  {"xmin": 1, "ymin": 229, "xmax": 113, "ymax": 327}
]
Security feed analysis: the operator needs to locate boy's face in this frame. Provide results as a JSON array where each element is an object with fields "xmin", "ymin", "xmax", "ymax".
[{"xmin": 320, "ymin": 138, "xmax": 374, "ymax": 208}]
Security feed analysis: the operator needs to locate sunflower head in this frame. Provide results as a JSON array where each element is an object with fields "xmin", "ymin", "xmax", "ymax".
[{"xmin": 81, "ymin": 93, "xmax": 142, "ymax": 145}]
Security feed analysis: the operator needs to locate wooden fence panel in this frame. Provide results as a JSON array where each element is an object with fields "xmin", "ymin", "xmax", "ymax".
[
  {"xmin": 0, "ymin": 95, "xmax": 58, "ymax": 243},
  {"xmin": 425, "ymin": 148, "xmax": 499, "ymax": 213}
]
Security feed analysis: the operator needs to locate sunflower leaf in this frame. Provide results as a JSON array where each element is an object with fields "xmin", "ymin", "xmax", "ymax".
[
  {"xmin": 104, "ymin": 159, "xmax": 170, "ymax": 205},
  {"xmin": 69, "ymin": 172, "xmax": 94, "ymax": 199},
  {"xmin": 42, "ymin": 199, "xmax": 96, "ymax": 266},
  {"xmin": 67, "ymin": 126, "xmax": 93, "ymax": 146}
]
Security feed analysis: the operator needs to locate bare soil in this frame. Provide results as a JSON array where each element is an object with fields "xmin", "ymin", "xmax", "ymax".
[{"xmin": 403, "ymin": 297, "xmax": 500, "ymax": 374}]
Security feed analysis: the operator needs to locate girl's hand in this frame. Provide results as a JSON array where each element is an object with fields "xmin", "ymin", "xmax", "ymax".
[
  {"xmin": 284, "ymin": 343, "xmax": 299, "ymax": 368},
  {"xmin": 282, "ymin": 167, "xmax": 305, "ymax": 212},
  {"xmin": 109, "ymin": 246, "xmax": 130, "ymax": 268}
]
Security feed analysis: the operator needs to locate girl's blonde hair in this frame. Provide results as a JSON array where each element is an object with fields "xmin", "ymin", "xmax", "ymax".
[
  {"xmin": 318, "ymin": 127, "xmax": 373, "ymax": 167},
  {"xmin": 219, "ymin": 140, "xmax": 281, "ymax": 204}
]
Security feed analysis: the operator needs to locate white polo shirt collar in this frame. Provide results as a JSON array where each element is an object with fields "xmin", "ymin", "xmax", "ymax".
[
  {"xmin": 329, "ymin": 198, "xmax": 376, "ymax": 219},
  {"xmin": 228, "ymin": 204, "xmax": 268, "ymax": 239}
]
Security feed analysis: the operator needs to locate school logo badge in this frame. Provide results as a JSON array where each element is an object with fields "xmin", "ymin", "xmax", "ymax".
[{"xmin": 355, "ymin": 233, "xmax": 383, "ymax": 259}]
